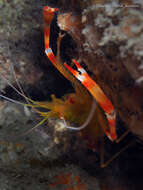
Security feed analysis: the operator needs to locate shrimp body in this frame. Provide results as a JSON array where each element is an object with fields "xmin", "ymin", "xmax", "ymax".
[{"xmin": 43, "ymin": 6, "xmax": 117, "ymax": 141}]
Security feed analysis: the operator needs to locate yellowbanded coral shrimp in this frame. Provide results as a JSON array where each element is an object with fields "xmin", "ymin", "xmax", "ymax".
[
  {"xmin": 0, "ymin": 5, "xmax": 132, "ymax": 168},
  {"xmin": 43, "ymin": 6, "xmax": 117, "ymax": 141},
  {"xmin": 42, "ymin": 6, "xmax": 134, "ymax": 167}
]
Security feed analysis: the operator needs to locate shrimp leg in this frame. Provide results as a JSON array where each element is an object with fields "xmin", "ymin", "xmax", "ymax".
[
  {"xmin": 64, "ymin": 60, "xmax": 117, "ymax": 141},
  {"xmin": 43, "ymin": 7, "xmax": 80, "ymax": 83},
  {"xmin": 43, "ymin": 6, "xmax": 58, "ymax": 64},
  {"xmin": 100, "ymin": 137, "xmax": 135, "ymax": 168}
]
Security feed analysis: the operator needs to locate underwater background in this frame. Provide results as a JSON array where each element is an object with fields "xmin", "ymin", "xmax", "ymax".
[{"xmin": 0, "ymin": 0, "xmax": 143, "ymax": 189}]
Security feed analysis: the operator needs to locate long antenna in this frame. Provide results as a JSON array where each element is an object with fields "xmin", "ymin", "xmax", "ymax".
[
  {"xmin": 0, "ymin": 94, "xmax": 24, "ymax": 106},
  {"xmin": 0, "ymin": 73, "xmax": 26, "ymax": 99},
  {"xmin": 2, "ymin": 7, "xmax": 30, "ymax": 105}
]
